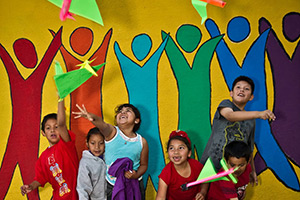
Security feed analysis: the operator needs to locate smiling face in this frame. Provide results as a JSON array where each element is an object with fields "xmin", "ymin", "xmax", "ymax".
[
  {"xmin": 116, "ymin": 106, "xmax": 139, "ymax": 127},
  {"xmin": 227, "ymin": 156, "xmax": 249, "ymax": 177},
  {"xmin": 87, "ymin": 134, "xmax": 105, "ymax": 157},
  {"xmin": 42, "ymin": 118, "xmax": 60, "ymax": 146},
  {"xmin": 168, "ymin": 139, "xmax": 191, "ymax": 166},
  {"xmin": 230, "ymin": 80, "xmax": 254, "ymax": 108}
]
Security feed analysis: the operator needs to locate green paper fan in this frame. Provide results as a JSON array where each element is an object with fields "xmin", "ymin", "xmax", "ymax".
[
  {"xmin": 54, "ymin": 62, "xmax": 105, "ymax": 100},
  {"xmin": 48, "ymin": 0, "xmax": 104, "ymax": 26}
]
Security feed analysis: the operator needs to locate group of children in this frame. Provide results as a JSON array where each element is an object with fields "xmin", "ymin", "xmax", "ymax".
[{"xmin": 20, "ymin": 75, "xmax": 275, "ymax": 200}]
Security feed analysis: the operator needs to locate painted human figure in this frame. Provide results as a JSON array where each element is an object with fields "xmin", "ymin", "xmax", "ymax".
[
  {"xmin": 205, "ymin": 17, "xmax": 298, "ymax": 190},
  {"xmin": 259, "ymin": 12, "xmax": 300, "ymax": 190},
  {"xmin": 114, "ymin": 33, "xmax": 168, "ymax": 189},
  {"xmin": 161, "ymin": 24, "xmax": 223, "ymax": 158},
  {"xmin": 50, "ymin": 27, "xmax": 112, "ymax": 158},
  {"xmin": 0, "ymin": 27, "xmax": 62, "ymax": 199}
]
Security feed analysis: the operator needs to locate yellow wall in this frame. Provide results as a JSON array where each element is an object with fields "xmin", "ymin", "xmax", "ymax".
[{"xmin": 0, "ymin": 0, "xmax": 299, "ymax": 199}]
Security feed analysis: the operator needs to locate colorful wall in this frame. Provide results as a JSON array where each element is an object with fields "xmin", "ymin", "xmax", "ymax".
[{"xmin": 0, "ymin": 0, "xmax": 299, "ymax": 199}]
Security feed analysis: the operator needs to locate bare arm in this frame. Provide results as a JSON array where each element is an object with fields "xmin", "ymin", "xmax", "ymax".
[
  {"xmin": 125, "ymin": 137, "xmax": 149, "ymax": 179},
  {"xmin": 249, "ymin": 153, "xmax": 258, "ymax": 186},
  {"xmin": 57, "ymin": 100, "xmax": 71, "ymax": 142},
  {"xmin": 195, "ymin": 183, "xmax": 209, "ymax": 200},
  {"xmin": 220, "ymin": 107, "xmax": 276, "ymax": 122},
  {"xmin": 72, "ymin": 104, "xmax": 115, "ymax": 140},
  {"xmin": 156, "ymin": 178, "xmax": 168, "ymax": 200},
  {"xmin": 20, "ymin": 181, "xmax": 41, "ymax": 196}
]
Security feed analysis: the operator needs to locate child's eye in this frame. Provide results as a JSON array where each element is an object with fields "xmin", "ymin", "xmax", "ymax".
[
  {"xmin": 245, "ymin": 88, "xmax": 250, "ymax": 90},
  {"xmin": 168, "ymin": 147, "xmax": 174, "ymax": 151},
  {"xmin": 179, "ymin": 146, "xmax": 185, "ymax": 150}
]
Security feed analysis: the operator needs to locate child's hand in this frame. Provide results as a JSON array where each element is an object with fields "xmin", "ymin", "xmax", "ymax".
[
  {"xmin": 249, "ymin": 171, "xmax": 258, "ymax": 186},
  {"xmin": 72, "ymin": 104, "xmax": 94, "ymax": 121},
  {"xmin": 124, "ymin": 170, "xmax": 137, "ymax": 179},
  {"xmin": 195, "ymin": 192, "xmax": 205, "ymax": 200},
  {"xmin": 20, "ymin": 185, "xmax": 32, "ymax": 196},
  {"xmin": 259, "ymin": 110, "xmax": 276, "ymax": 121}
]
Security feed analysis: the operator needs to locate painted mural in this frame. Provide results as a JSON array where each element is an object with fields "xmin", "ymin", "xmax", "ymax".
[{"xmin": 0, "ymin": 0, "xmax": 299, "ymax": 199}]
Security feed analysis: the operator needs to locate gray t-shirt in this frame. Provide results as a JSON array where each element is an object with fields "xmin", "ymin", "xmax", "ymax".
[{"xmin": 200, "ymin": 99, "xmax": 255, "ymax": 170}]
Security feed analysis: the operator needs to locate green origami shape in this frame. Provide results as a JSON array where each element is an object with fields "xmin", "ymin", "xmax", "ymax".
[
  {"xmin": 220, "ymin": 158, "xmax": 238, "ymax": 184},
  {"xmin": 197, "ymin": 157, "xmax": 229, "ymax": 183},
  {"xmin": 48, "ymin": 0, "xmax": 104, "ymax": 26},
  {"xmin": 191, "ymin": 0, "xmax": 208, "ymax": 24},
  {"xmin": 54, "ymin": 61, "xmax": 105, "ymax": 100}
]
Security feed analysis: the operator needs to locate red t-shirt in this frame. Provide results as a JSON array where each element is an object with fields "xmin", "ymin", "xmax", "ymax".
[
  {"xmin": 34, "ymin": 130, "xmax": 79, "ymax": 200},
  {"xmin": 207, "ymin": 164, "xmax": 251, "ymax": 200},
  {"xmin": 158, "ymin": 158, "xmax": 203, "ymax": 200}
]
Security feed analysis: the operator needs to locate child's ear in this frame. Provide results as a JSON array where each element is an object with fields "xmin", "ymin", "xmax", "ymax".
[
  {"xmin": 188, "ymin": 150, "xmax": 192, "ymax": 158},
  {"xmin": 230, "ymin": 91, "xmax": 233, "ymax": 98},
  {"xmin": 41, "ymin": 131, "xmax": 46, "ymax": 137},
  {"xmin": 249, "ymin": 94, "xmax": 254, "ymax": 101},
  {"xmin": 134, "ymin": 118, "xmax": 140, "ymax": 124}
]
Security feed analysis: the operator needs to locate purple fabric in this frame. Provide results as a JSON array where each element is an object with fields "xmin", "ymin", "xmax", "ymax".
[{"xmin": 108, "ymin": 157, "xmax": 141, "ymax": 200}]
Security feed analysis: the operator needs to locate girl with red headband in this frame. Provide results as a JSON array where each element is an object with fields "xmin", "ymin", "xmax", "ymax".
[{"xmin": 156, "ymin": 130, "xmax": 208, "ymax": 200}]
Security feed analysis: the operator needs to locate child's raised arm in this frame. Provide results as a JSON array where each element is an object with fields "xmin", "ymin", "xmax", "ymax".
[
  {"xmin": 72, "ymin": 104, "xmax": 115, "ymax": 140},
  {"xmin": 57, "ymin": 99, "xmax": 71, "ymax": 142},
  {"xmin": 220, "ymin": 107, "xmax": 276, "ymax": 122}
]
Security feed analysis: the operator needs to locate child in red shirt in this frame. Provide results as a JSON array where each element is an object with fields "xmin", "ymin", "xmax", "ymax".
[
  {"xmin": 207, "ymin": 141, "xmax": 252, "ymax": 200},
  {"xmin": 156, "ymin": 130, "xmax": 208, "ymax": 200},
  {"xmin": 21, "ymin": 100, "xmax": 79, "ymax": 199}
]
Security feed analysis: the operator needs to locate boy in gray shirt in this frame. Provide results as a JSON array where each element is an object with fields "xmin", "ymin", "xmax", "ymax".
[{"xmin": 200, "ymin": 76, "xmax": 275, "ymax": 186}]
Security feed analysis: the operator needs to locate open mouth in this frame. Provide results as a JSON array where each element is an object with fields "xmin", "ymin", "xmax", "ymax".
[
  {"xmin": 120, "ymin": 115, "xmax": 127, "ymax": 119},
  {"xmin": 173, "ymin": 156, "xmax": 181, "ymax": 162}
]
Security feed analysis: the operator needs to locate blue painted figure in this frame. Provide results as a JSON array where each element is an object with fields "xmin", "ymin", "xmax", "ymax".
[
  {"xmin": 205, "ymin": 17, "xmax": 299, "ymax": 190},
  {"xmin": 114, "ymin": 33, "xmax": 169, "ymax": 190}
]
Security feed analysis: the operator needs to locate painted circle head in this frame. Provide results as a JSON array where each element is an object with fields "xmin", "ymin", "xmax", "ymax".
[
  {"xmin": 176, "ymin": 24, "xmax": 202, "ymax": 53},
  {"xmin": 227, "ymin": 17, "xmax": 250, "ymax": 43}
]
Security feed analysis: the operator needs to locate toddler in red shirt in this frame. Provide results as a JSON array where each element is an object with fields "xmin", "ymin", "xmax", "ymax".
[{"xmin": 156, "ymin": 130, "xmax": 208, "ymax": 200}]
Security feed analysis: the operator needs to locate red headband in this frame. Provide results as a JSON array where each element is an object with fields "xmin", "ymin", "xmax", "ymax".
[{"xmin": 169, "ymin": 130, "xmax": 191, "ymax": 146}]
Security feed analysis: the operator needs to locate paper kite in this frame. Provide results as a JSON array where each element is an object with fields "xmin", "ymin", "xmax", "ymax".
[
  {"xmin": 192, "ymin": 0, "xmax": 226, "ymax": 24},
  {"xmin": 181, "ymin": 158, "xmax": 237, "ymax": 190},
  {"xmin": 48, "ymin": 0, "xmax": 104, "ymax": 26},
  {"xmin": 54, "ymin": 60, "xmax": 105, "ymax": 100}
]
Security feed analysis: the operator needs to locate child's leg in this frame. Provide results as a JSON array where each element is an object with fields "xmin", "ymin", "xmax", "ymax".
[
  {"xmin": 106, "ymin": 181, "xmax": 113, "ymax": 200},
  {"xmin": 139, "ymin": 179, "xmax": 145, "ymax": 200}
]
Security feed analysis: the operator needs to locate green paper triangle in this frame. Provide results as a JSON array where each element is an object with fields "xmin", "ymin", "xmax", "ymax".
[
  {"xmin": 191, "ymin": 0, "xmax": 208, "ymax": 24},
  {"xmin": 55, "ymin": 61, "xmax": 64, "ymax": 75},
  {"xmin": 48, "ymin": 0, "xmax": 104, "ymax": 26},
  {"xmin": 197, "ymin": 158, "xmax": 229, "ymax": 183},
  {"xmin": 220, "ymin": 158, "xmax": 238, "ymax": 184},
  {"xmin": 54, "ymin": 62, "xmax": 105, "ymax": 100}
]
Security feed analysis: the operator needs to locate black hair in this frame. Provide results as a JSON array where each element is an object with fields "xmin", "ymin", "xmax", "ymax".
[
  {"xmin": 167, "ymin": 136, "xmax": 192, "ymax": 152},
  {"xmin": 114, "ymin": 103, "xmax": 141, "ymax": 132},
  {"xmin": 224, "ymin": 141, "xmax": 252, "ymax": 162},
  {"xmin": 41, "ymin": 113, "xmax": 57, "ymax": 132},
  {"xmin": 87, "ymin": 127, "xmax": 104, "ymax": 142},
  {"xmin": 232, "ymin": 75, "xmax": 255, "ymax": 95}
]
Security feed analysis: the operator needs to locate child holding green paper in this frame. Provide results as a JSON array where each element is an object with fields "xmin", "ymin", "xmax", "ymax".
[
  {"xmin": 207, "ymin": 141, "xmax": 252, "ymax": 200},
  {"xmin": 156, "ymin": 130, "xmax": 208, "ymax": 200}
]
